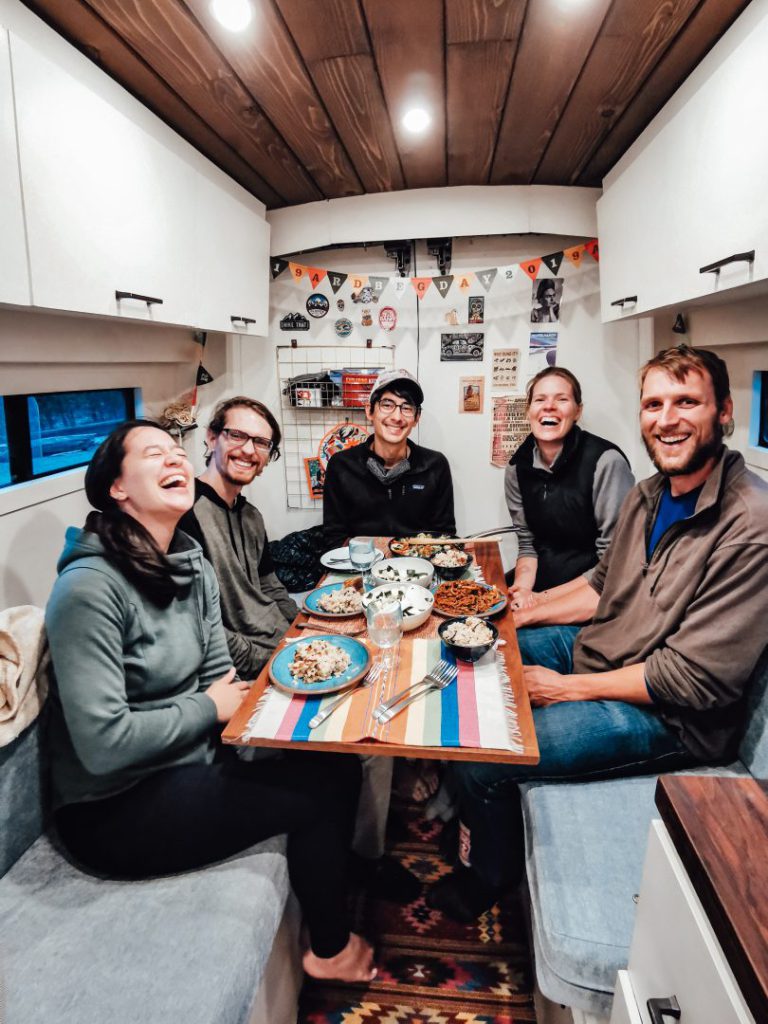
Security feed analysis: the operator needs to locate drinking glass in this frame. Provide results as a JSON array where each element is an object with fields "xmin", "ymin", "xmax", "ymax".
[
  {"xmin": 365, "ymin": 597, "xmax": 403, "ymax": 670},
  {"xmin": 349, "ymin": 536, "xmax": 376, "ymax": 589}
]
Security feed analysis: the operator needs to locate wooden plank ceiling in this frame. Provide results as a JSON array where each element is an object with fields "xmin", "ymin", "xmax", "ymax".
[{"xmin": 21, "ymin": 0, "xmax": 751, "ymax": 209}]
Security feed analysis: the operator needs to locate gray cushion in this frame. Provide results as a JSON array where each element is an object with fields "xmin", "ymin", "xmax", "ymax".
[
  {"xmin": 738, "ymin": 647, "xmax": 768, "ymax": 777},
  {"xmin": 0, "ymin": 833, "xmax": 290, "ymax": 1024},
  {"xmin": 0, "ymin": 720, "xmax": 45, "ymax": 877}
]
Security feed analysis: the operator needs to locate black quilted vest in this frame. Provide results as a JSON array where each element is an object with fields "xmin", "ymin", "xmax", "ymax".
[{"xmin": 510, "ymin": 426, "xmax": 628, "ymax": 590}]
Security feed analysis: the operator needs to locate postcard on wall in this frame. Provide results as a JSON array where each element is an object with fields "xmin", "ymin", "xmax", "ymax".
[
  {"xmin": 490, "ymin": 395, "xmax": 528, "ymax": 468},
  {"xmin": 440, "ymin": 333, "xmax": 484, "ymax": 361},
  {"xmin": 528, "ymin": 331, "xmax": 558, "ymax": 381},
  {"xmin": 492, "ymin": 348, "xmax": 519, "ymax": 389},
  {"xmin": 459, "ymin": 376, "xmax": 485, "ymax": 414},
  {"xmin": 468, "ymin": 295, "xmax": 485, "ymax": 324},
  {"xmin": 304, "ymin": 457, "xmax": 325, "ymax": 500},
  {"xmin": 530, "ymin": 278, "xmax": 563, "ymax": 323}
]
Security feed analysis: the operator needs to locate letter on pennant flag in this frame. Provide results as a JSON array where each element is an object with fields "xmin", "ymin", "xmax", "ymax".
[
  {"xmin": 584, "ymin": 239, "xmax": 599, "ymax": 262},
  {"xmin": 564, "ymin": 245, "xmax": 585, "ymax": 266},
  {"xmin": 476, "ymin": 268, "xmax": 498, "ymax": 292},
  {"xmin": 391, "ymin": 278, "xmax": 409, "ymax": 302},
  {"xmin": 520, "ymin": 258, "xmax": 542, "ymax": 280},
  {"xmin": 499, "ymin": 264, "xmax": 518, "ymax": 284},
  {"xmin": 328, "ymin": 272, "xmax": 348, "ymax": 294},
  {"xmin": 369, "ymin": 275, "xmax": 390, "ymax": 297},
  {"xmin": 306, "ymin": 267, "xmax": 327, "ymax": 288},
  {"xmin": 196, "ymin": 363, "xmax": 214, "ymax": 386},
  {"xmin": 349, "ymin": 275, "xmax": 368, "ymax": 292},
  {"xmin": 271, "ymin": 257, "xmax": 289, "ymax": 280},
  {"xmin": 542, "ymin": 252, "xmax": 564, "ymax": 276},
  {"xmin": 456, "ymin": 273, "xmax": 475, "ymax": 293},
  {"xmin": 431, "ymin": 275, "xmax": 454, "ymax": 298},
  {"xmin": 289, "ymin": 262, "xmax": 307, "ymax": 283},
  {"xmin": 411, "ymin": 277, "xmax": 432, "ymax": 300}
]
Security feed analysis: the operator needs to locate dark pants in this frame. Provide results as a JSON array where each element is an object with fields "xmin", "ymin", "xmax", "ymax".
[
  {"xmin": 452, "ymin": 626, "xmax": 694, "ymax": 889},
  {"xmin": 55, "ymin": 748, "xmax": 362, "ymax": 958}
]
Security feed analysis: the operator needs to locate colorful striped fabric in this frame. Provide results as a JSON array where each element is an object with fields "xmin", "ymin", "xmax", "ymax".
[{"xmin": 242, "ymin": 638, "xmax": 523, "ymax": 753}]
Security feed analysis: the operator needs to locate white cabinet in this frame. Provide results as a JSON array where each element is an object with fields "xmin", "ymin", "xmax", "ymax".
[
  {"xmin": 610, "ymin": 821, "xmax": 754, "ymax": 1024},
  {"xmin": 194, "ymin": 174, "xmax": 270, "ymax": 335},
  {"xmin": 598, "ymin": 0, "xmax": 768, "ymax": 322},
  {"xmin": 0, "ymin": 25, "xmax": 29, "ymax": 306}
]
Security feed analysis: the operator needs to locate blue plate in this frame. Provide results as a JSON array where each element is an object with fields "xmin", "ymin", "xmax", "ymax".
[
  {"xmin": 302, "ymin": 582, "xmax": 363, "ymax": 618},
  {"xmin": 269, "ymin": 635, "xmax": 371, "ymax": 696}
]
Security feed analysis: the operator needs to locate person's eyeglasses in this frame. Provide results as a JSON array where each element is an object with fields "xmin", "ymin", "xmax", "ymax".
[
  {"xmin": 378, "ymin": 398, "xmax": 417, "ymax": 418},
  {"xmin": 220, "ymin": 428, "xmax": 275, "ymax": 453}
]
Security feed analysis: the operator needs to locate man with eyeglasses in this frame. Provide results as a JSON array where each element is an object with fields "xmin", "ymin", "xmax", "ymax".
[
  {"xmin": 323, "ymin": 369, "xmax": 456, "ymax": 549},
  {"xmin": 180, "ymin": 396, "xmax": 298, "ymax": 679}
]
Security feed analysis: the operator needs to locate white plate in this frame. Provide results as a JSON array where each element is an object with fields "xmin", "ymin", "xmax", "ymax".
[{"xmin": 320, "ymin": 546, "xmax": 385, "ymax": 573}]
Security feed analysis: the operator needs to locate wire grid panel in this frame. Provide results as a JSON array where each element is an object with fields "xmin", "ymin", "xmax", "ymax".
[{"xmin": 278, "ymin": 345, "xmax": 395, "ymax": 510}]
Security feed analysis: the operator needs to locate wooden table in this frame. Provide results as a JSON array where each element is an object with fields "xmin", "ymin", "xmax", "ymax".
[
  {"xmin": 223, "ymin": 541, "xmax": 540, "ymax": 764},
  {"xmin": 655, "ymin": 775, "xmax": 768, "ymax": 1024}
]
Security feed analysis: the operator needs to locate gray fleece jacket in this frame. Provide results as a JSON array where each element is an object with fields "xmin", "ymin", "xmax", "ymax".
[{"xmin": 45, "ymin": 527, "xmax": 230, "ymax": 809}]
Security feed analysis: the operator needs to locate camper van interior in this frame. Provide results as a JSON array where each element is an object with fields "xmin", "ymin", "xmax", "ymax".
[{"xmin": 1, "ymin": 1, "xmax": 767, "ymax": 1022}]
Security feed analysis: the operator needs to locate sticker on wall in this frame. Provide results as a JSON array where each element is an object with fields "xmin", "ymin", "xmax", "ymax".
[
  {"xmin": 459, "ymin": 376, "xmax": 485, "ymax": 414},
  {"xmin": 468, "ymin": 296, "xmax": 485, "ymax": 324},
  {"xmin": 361, "ymin": 309, "xmax": 373, "ymax": 327},
  {"xmin": 530, "ymin": 278, "xmax": 563, "ymax": 323},
  {"xmin": 336, "ymin": 298, "xmax": 345, "ymax": 311},
  {"xmin": 306, "ymin": 293, "xmax": 330, "ymax": 318},
  {"xmin": 440, "ymin": 333, "xmax": 484, "ymax": 361},
  {"xmin": 304, "ymin": 457, "xmax": 325, "ymax": 499},
  {"xmin": 350, "ymin": 285, "xmax": 378, "ymax": 304},
  {"xmin": 334, "ymin": 317, "xmax": 353, "ymax": 338},
  {"xmin": 378, "ymin": 306, "xmax": 397, "ymax": 331},
  {"xmin": 280, "ymin": 312, "xmax": 310, "ymax": 331},
  {"xmin": 528, "ymin": 331, "xmax": 558, "ymax": 379},
  {"xmin": 444, "ymin": 308, "xmax": 460, "ymax": 326},
  {"xmin": 318, "ymin": 422, "xmax": 369, "ymax": 467},
  {"xmin": 492, "ymin": 349, "xmax": 519, "ymax": 389}
]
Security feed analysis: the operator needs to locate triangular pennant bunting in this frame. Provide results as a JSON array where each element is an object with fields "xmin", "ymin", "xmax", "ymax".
[
  {"xmin": 348, "ymin": 274, "xmax": 369, "ymax": 294},
  {"xmin": 564, "ymin": 245, "xmax": 585, "ymax": 266},
  {"xmin": 369, "ymin": 275, "xmax": 390, "ymax": 297},
  {"xmin": 391, "ymin": 278, "xmax": 409, "ymax": 301},
  {"xmin": 476, "ymin": 268, "xmax": 497, "ymax": 292},
  {"xmin": 431, "ymin": 275, "xmax": 454, "ymax": 298},
  {"xmin": 519, "ymin": 258, "xmax": 542, "ymax": 280},
  {"xmin": 498, "ymin": 264, "xmax": 518, "ymax": 284},
  {"xmin": 584, "ymin": 239, "xmax": 599, "ymax": 262},
  {"xmin": 306, "ymin": 267, "xmax": 327, "ymax": 288},
  {"xmin": 542, "ymin": 251, "xmax": 564, "ymax": 276},
  {"xmin": 271, "ymin": 257, "xmax": 289, "ymax": 280},
  {"xmin": 456, "ymin": 273, "xmax": 475, "ymax": 293},
  {"xmin": 196, "ymin": 363, "xmax": 214, "ymax": 386},
  {"xmin": 327, "ymin": 271, "xmax": 348, "ymax": 294},
  {"xmin": 289, "ymin": 262, "xmax": 307, "ymax": 283},
  {"xmin": 411, "ymin": 277, "xmax": 432, "ymax": 300}
]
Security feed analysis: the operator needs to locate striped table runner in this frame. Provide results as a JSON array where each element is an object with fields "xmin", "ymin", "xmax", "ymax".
[{"xmin": 241, "ymin": 638, "xmax": 523, "ymax": 753}]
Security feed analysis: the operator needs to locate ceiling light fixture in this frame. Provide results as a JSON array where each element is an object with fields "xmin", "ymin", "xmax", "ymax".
[
  {"xmin": 402, "ymin": 108, "xmax": 431, "ymax": 133},
  {"xmin": 210, "ymin": 0, "xmax": 253, "ymax": 32}
]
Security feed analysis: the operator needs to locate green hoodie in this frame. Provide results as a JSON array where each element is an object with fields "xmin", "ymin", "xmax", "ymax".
[{"xmin": 45, "ymin": 526, "xmax": 231, "ymax": 809}]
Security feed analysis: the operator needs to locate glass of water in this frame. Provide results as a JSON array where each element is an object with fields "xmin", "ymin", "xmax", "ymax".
[
  {"xmin": 365, "ymin": 597, "xmax": 403, "ymax": 669},
  {"xmin": 349, "ymin": 536, "xmax": 376, "ymax": 589}
]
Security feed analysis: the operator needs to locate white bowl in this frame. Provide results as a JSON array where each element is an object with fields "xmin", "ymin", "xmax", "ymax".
[
  {"xmin": 361, "ymin": 583, "xmax": 434, "ymax": 631},
  {"xmin": 369, "ymin": 556, "xmax": 434, "ymax": 590}
]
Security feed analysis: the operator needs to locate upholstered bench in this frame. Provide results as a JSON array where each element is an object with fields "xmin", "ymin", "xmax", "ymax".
[
  {"xmin": 0, "ymin": 719, "xmax": 303, "ymax": 1024},
  {"xmin": 519, "ymin": 649, "xmax": 768, "ymax": 1022}
]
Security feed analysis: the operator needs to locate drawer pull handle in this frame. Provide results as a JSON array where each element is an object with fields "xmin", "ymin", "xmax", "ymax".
[
  {"xmin": 647, "ymin": 995, "xmax": 681, "ymax": 1024},
  {"xmin": 115, "ymin": 290, "xmax": 163, "ymax": 306},
  {"xmin": 230, "ymin": 316, "xmax": 256, "ymax": 325},
  {"xmin": 699, "ymin": 250, "xmax": 755, "ymax": 274},
  {"xmin": 610, "ymin": 295, "xmax": 637, "ymax": 307}
]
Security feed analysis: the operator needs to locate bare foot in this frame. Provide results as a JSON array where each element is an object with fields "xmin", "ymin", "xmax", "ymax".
[{"xmin": 302, "ymin": 933, "xmax": 377, "ymax": 983}]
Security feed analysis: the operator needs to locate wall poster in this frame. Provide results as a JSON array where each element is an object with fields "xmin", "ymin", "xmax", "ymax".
[
  {"xmin": 304, "ymin": 457, "xmax": 325, "ymax": 499},
  {"xmin": 490, "ymin": 396, "xmax": 529, "ymax": 468},
  {"xmin": 528, "ymin": 331, "xmax": 558, "ymax": 380},
  {"xmin": 492, "ymin": 348, "xmax": 519, "ymax": 389},
  {"xmin": 459, "ymin": 376, "xmax": 485, "ymax": 414},
  {"xmin": 440, "ymin": 333, "xmax": 485, "ymax": 361}
]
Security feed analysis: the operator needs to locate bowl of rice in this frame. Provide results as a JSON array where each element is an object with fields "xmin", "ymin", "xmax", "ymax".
[
  {"xmin": 429, "ymin": 548, "xmax": 473, "ymax": 580},
  {"xmin": 438, "ymin": 615, "xmax": 498, "ymax": 662}
]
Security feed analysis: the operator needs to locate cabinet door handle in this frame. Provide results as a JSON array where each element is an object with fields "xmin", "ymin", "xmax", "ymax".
[
  {"xmin": 699, "ymin": 250, "xmax": 755, "ymax": 274},
  {"xmin": 115, "ymin": 290, "xmax": 163, "ymax": 306},
  {"xmin": 610, "ymin": 295, "xmax": 637, "ymax": 307},
  {"xmin": 230, "ymin": 316, "xmax": 256, "ymax": 325},
  {"xmin": 647, "ymin": 995, "xmax": 681, "ymax": 1024}
]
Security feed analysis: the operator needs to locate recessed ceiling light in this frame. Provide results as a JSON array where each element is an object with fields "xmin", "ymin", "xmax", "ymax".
[
  {"xmin": 402, "ymin": 108, "xmax": 431, "ymax": 133},
  {"xmin": 210, "ymin": 0, "xmax": 253, "ymax": 32}
]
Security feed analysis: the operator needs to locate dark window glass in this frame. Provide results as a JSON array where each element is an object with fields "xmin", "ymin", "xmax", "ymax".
[
  {"xmin": 760, "ymin": 372, "xmax": 768, "ymax": 448},
  {"xmin": 27, "ymin": 389, "xmax": 133, "ymax": 477},
  {"xmin": 0, "ymin": 402, "xmax": 9, "ymax": 487}
]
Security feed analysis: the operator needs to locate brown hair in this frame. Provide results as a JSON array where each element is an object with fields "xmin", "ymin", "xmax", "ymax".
[
  {"xmin": 205, "ymin": 396, "xmax": 282, "ymax": 464},
  {"xmin": 640, "ymin": 345, "xmax": 731, "ymax": 410},
  {"xmin": 525, "ymin": 366, "xmax": 583, "ymax": 409}
]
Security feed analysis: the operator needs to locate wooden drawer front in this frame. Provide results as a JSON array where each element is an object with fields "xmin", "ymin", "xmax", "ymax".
[
  {"xmin": 627, "ymin": 821, "xmax": 754, "ymax": 1024},
  {"xmin": 609, "ymin": 971, "xmax": 644, "ymax": 1024}
]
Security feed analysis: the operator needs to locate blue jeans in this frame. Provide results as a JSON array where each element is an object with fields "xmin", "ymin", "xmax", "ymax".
[{"xmin": 452, "ymin": 626, "xmax": 694, "ymax": 889}]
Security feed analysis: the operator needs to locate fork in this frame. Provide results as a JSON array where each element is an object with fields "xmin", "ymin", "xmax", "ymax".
[
  {"xmin": 375, "ymin": 662, "xmax": 458, "ymax": 724},
  {"xmin": 373, "ymin": 660, "xmax": 458, "ymax": 722},
  {"xmin": 308, "ymin": 660, "xmax": 382, "ymax": 729}
]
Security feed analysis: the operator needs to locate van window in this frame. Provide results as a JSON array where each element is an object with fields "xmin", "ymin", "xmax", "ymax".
[{"xmin": 0, "ymin": 402, "xmax": 10, "ymax": 487}]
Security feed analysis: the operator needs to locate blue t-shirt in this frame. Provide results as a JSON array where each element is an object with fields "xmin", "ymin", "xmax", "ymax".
[{"xmin": 647, "ymin": 482, "xmax": 703, "ymax": 558}]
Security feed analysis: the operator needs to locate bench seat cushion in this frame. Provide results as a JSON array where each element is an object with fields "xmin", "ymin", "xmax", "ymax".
[
  {"xmin": 521, "ymin": 763, "xmax": 746, "ymax": 1016},
  {"xmin": 0, "ymin": 832, "xmax": 290, "ymax": 1024}
]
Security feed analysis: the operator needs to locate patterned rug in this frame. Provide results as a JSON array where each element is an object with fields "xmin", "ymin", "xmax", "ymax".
[{"xmin": 298, "ymin": 804, "xmax": 536, "ymax": 1024}]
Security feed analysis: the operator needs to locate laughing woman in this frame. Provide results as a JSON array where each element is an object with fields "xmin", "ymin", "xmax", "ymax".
[
  {"xmin": 45, "ymin": 420, "xmax": 374, "ymax": 983},
  {"xmin": 506, "ymin": 367, "xmax": 634, "ymax": 610}
]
